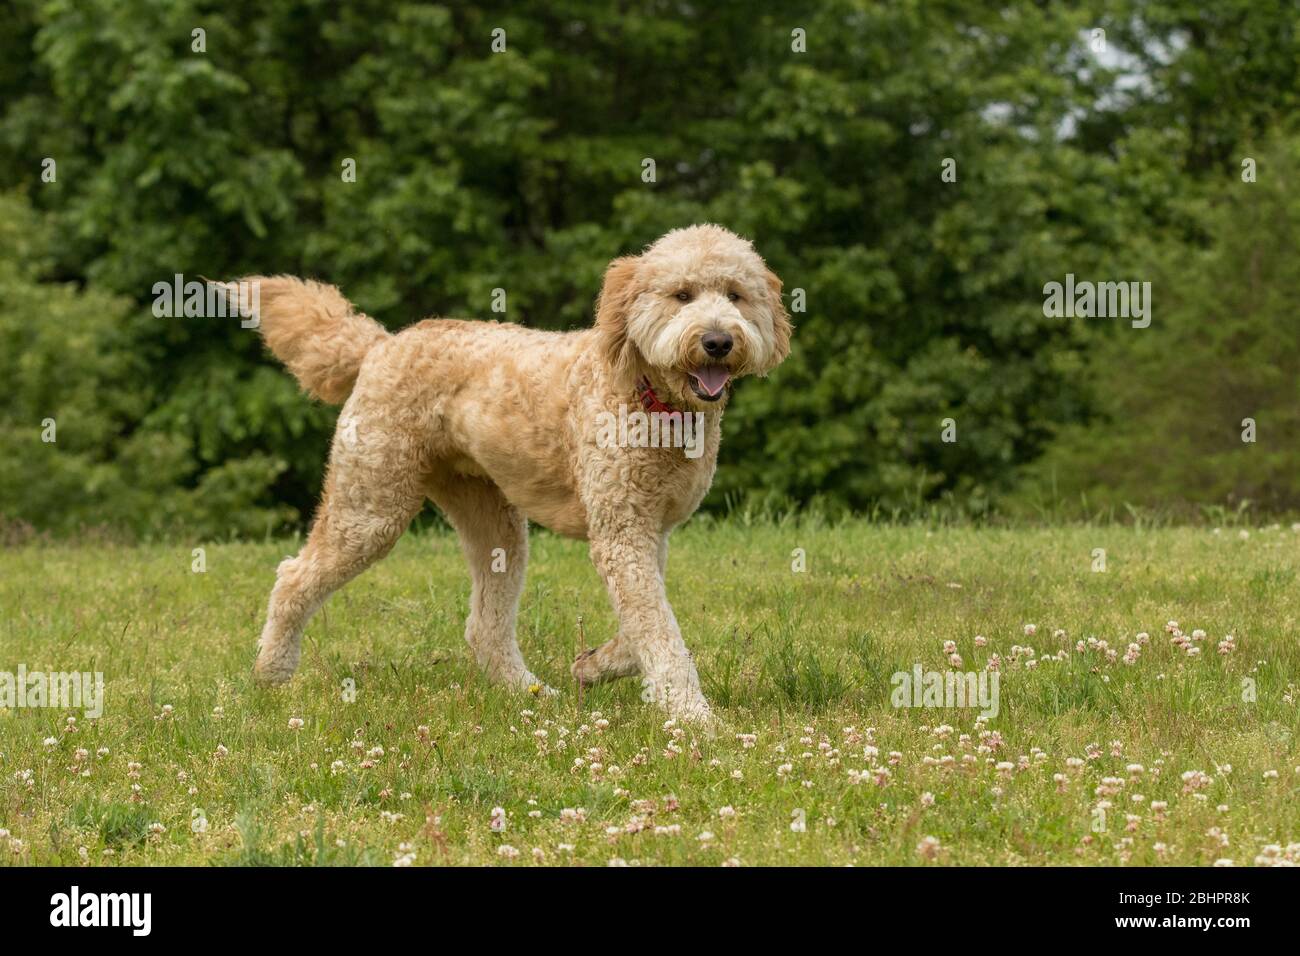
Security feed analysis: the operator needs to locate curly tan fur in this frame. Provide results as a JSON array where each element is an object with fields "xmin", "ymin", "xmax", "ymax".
[
  {"xmin": 252, "ymin": 276, "xmax": 390, "ymax": 403},
  {"xmin": 245, "ymin": 224, "xmax": 791, "ymax": 723}
]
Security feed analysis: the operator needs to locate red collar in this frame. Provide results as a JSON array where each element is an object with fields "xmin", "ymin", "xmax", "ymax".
[{"xmin": 636, "ymin": 377, "xmax": 683, "ymax": 418}]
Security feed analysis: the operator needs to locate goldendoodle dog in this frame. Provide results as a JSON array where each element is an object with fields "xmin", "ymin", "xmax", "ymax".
[{"xmin": 239, "ymin": 224, "xmax": 790, "ymax": 722}]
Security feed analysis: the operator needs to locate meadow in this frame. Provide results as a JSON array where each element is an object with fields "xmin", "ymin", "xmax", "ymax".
[{"xmin": 1, "ymin": 520, "xmax": 1298, "ymax": 866}]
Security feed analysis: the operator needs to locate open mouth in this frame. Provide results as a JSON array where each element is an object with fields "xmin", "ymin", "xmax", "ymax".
[{"xmin": 688, "ymin": 365, "xmax": 732, "ymax": 402}]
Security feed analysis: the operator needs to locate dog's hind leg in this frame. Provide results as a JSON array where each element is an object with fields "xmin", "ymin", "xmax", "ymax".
[
  {"xmin": 429, "ymin": 475, "xmax": 547, "ymax": 691},
  {"xmin": 254, "ymin": 411, "xmax": 424, "ymax": 685},
  {"xmin": 254, "ymin": 485, "xmax": 423, "ymax": 685}
]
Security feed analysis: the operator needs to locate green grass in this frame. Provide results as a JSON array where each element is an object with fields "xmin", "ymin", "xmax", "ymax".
[{"xmin": 1, "ymin": 520, "xmax": 1298, "ymax": 866}]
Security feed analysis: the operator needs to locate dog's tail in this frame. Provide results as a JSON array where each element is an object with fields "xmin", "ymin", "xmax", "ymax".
[{"xmin": 234, "ymin": 276, "xmax": 391, "ymax": 404}]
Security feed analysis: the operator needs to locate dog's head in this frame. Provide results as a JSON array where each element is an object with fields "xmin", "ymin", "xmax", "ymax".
[{"xmin": 594, "ymin": 224, "xmax": 792, "ymax": 408}]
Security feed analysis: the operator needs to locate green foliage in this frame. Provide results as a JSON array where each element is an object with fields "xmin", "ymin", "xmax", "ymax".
[
  {"xmin": 0, "ymin": 193, "xmax": 298, "ymax": 537},
  {"xmin": 67, "ymin": 797, "xmax": 155, "ymax": 849},
  {"xmin": 0, "ymin": 0, "xmax": 1296, "ymax": 535},
  {"xmin": 1007, "ymin": 131, "xmax": 1300, "ymax": 518}
]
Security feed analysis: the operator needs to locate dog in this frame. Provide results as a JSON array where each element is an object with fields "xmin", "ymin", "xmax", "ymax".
[{"xmin": 239, "ymin": 224, "xmax": 791, "ymax": 722}]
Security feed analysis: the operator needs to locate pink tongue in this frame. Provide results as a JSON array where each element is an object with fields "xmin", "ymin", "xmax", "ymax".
[{"xmin": 691, "ymin": 365, "xmax": 732, "ymax": 396}]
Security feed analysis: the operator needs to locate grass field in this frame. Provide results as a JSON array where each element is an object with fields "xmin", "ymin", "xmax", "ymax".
[{"xmin": 2, "ymin": 520, "xmax": 1298, "ymax": 866}]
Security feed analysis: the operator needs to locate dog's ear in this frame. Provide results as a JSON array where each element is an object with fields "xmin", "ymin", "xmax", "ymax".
[
  {"xmin": 762, "ymin": 265, "xmax": 793, "ymax": 372},
  {"xmin": 595, "ymin": 255, "xmax": 642, "ymax": 385}
]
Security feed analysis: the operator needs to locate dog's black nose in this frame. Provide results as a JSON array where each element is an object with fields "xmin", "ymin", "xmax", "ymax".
[{"xmin": 701, "ymin": 331, "xmax": 733, "ymax": 358}]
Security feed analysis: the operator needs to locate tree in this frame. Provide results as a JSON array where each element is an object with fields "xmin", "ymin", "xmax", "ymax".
[{"xmin": 1, "ymin": 0, "xmax": 1296, "ymax": 534}]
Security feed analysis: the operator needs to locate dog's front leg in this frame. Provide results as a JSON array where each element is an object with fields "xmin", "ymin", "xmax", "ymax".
[
  {"xmin": 572, "ymin": 533, "xmax": 667, "ymax": 687},
  {"xmin": 588, "ymin": 526, "xmax": 713, "ymax": 724}
]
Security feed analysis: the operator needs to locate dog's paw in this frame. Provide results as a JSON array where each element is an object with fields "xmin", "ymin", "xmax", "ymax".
[
  {"xmin": 651, "ymin": 687, "xmax": 719, "ymax": 735},
  {"xmin": 251, "ymin": 662, "xmax": 296, "ymax": 687},
  {"xmin": 570, "ymin": 647, "xmax": 601, "ymax": 687},
  {"xmin": 494, "ymin": 667, "xmax": 557, "ymax": 697},
  {"xmin": 253, "ymin": 639, "xmax": 300, "ymax": 687},
  {"xmin": 571, "ymin": 641, "xmax": 639, "ymax": 687},
  {"xmin": 674, "ymin": 703, "xmax": 720, "ymax": 737}
]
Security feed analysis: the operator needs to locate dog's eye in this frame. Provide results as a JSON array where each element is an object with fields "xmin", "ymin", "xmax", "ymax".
[
  {"xmin": 675, "ymin": 291, "xmax": 692, "ymax": 302},
  {"xmin": 727, "ymin": 292, "xmax": 742, "ymax": 302}
]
